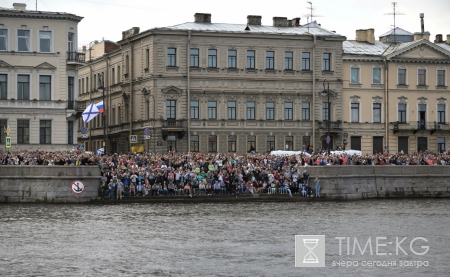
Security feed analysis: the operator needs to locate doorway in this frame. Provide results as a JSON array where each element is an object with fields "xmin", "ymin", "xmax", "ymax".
[
  {"xmin": 321, "ymin": 135, "xmax": 333, "ymax": 151},
  {"xmin": 417, "ymin": 137, "xmax": 428, "ymax": 152},
  {"xmin": 167, "ymin": 135, "xmax": 177, "ymax": 152},
  {"xmin": 418, "ymin": 104, "xmax": 426, "ymax": 129},
  {"xmin": 373, "ymin": 136, "xmax": 383, "ymax": 154}
]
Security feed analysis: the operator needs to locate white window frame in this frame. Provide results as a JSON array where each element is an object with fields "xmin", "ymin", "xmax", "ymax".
[
  {"xmin": 38, "ymin": 29, "xmax": 54, "ymax": 53},
  {"xmin": 350, "ymin": 66, "xmax": 360, "ymax": 84},
  {"xmin": 417, "ymin": 66, "xmax": 427, "ymax": 86},
  {"xmin": 16, "ymin": 28, "xmax": 32, "ymax": 52},
  {"xmin": 37, "ymin": 73, "xmax": 55, "ymax": 101},
  {"xmin": 436, "ymin": 67, "xmax": 446, "ymax": 87},
  {"xmin": 15, "ymin": 72, "xmax": 32, "ymax": 100},
  {"xmin": 436, "ymin": 99, "xmax": 447, "ymax": 124},
  {"xmin": 0, "ymin": 72, "xmax": 10, "ymax": 99},
  {"xmin": 371, "ymin": 102, "xmax": 383, "ymax": 123},
  {"xmin": 397, "ymin": 66, "xmax": 408, "ymax": 85},
  {"xmin": 372, "ymin": 66, "xmax": 382, "ymax": 85},
  {"xmin": 0, "ymin": 27, "xmax": 10, "ymax": 51},
  {"xmin": 67, "ymin": 31, "xmax": 76, "ymax": 53},
  {"xmin": 397, "ymin": 98, "xmax": 408, "ymax": 123}
]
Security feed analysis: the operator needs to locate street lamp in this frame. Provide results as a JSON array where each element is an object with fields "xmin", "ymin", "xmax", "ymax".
[
  {"xmin": 98, "ymin": 73, "xmax": 106, "ymax": 153},
  {"xmin": 322, "ymin": 79, "xmax": 330, "ymax": 154}
]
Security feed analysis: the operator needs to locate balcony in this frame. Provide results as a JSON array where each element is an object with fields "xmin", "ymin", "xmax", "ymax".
[
  {"xmin": 317, "ymin": 120, "xmax": 342, "ymax": 131},
  {"xmin": 162, "ymin": 119, "xmax": 185, "ymax": 129},
  {"xmin": 392, "ymin": 121, "xmax": 447, "ymax": 134},
  {"xmin": 67, "ymin": 52, "xmax": 86, "ymax": 65},
  {"xmin": 66, "ymin": 101, "xmax": 87, "ymax": 118}
]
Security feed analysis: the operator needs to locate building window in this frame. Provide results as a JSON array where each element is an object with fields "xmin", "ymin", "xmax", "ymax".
[
  {"xmin": 39, "ymin": 30, "xmax": 52, "ymax": 53},
  {"xmin": 285, "ymin": 136, "xmax": 293, "ymax": 151},
  {"xmin": 373, "ymin": 103, "xmax": 381, "ymax": 123},
  {"xmin": 322, "ymin": 53, "xmax": 331, "ymax": 71},
  {"xmin": 437, "ymin": 137, "xmax": 446, "ymax": 153},
  {"xmin": 118, "ymin": 106, "xmax": 121, "ymax": 124},
  {"xmin": 208, "ymin": 135, "xmax": 217, "ymax": 152},
  {"xmin": 248, "ymin": 135, "xmax": 256, "ymax": 152},
  {"xmin": 86, "ymin": 76, "xmax": 89, "ymax": 92},
  {"xmin": 190, "ymin": 48, "xmax": 199, "ymax": 67},
  {"xmin": 302, "ymin": 102, "xmax": 310, "ymax": 120},
  {"xmin": 39, "ymin": 75, "xmax": 51, "ymax": 100},
  {"xmin": 117, "ymin": 66, "xmax": 120, "ymax": 82},
  {"xmin": 166, "ymin": 100, "xmax": 176, "ymax": 119},
  {"xmin": 322, "ymin": 102, "xmax": 329, "ymax": 121},
  {"xmin": 418, "ymin": 69, "xmax": 426, "ymax": 86},
  {"xmin": 303, "ymin": 136, "xmax": 311, "ymax": 151},
  {"xmin": 351, "ymin": 68, "xmax": 360, "ymax": 84},
  {"xmin": 351, "ymin": 103, "xmax": 359, "ymax": 122},
  {"xmin": 398, "ymin": 69, "xmax": 406, "ymax": 85},
  {"xmin": 17, "ymin": 30, "xmax": 30, "ymax": 52},
  {"xmin": 93, "ymin": 74, "xmax": 97, "ymax": 91},
  {"xmin": 228, "ymin": 135, "xmax": 236, "ymax": 152},
  {"xmin": 438, "ymin": 104, "xmax": 445, "ymax": 124},
  {"xmin": 247, "ymin": 102, "xmax": 255, "ymax": 120},
  {"xmin": 190, "ymin": 101, "xmax": 199, "ymax": 119},
  {"xmin": 284, "ymin": 102, "xmax": 293, "ymax": 120},
  {"xmin": 373, "ymin": 68, "xmax": 381, "ymax": 84},
  {"xmin": 267, "ymin": 136, "xmax": 275, "ymax": 152},
  {"xmin": 0, "ymin": 29, "xmax": 7, "ymax": 51},
  {"xmin": 167, "ymin": 48, "xmax": 176, "ymax": 66},
  {"xmin": 208, "ymin": 49, "xmax": 217, "ymax": 68},
  {"xmin": 228, "ymin": 101, "xmax": 236, "ymax": 119},
  {"xmin": 398, "ymin": 103, "xmax": 406, "ymax": 123},
  {"xmin": 228, "ymin": 50, "xmax": 237, "ymax": 68},
  {"xmin": 302, "ymin": 52, "xmax": 310, "ymax": 70},
  {"xmin": 39, "ymin": 120, "xmax": 52, "ymax": 144},
  {"xmin": 17, "ymin": 119, "xmax": 29, "ymax": 144},
  {"xmin": 68, "ymin": 121, "xmax": 74, "ymax": 144},
  {"xmin": 0, "ymin": 74, "xmax": 7, "ymax": 99},
  {"xmin": 437, "ymin": 70, "xmax": 446, "ymax": 86},
  {"xmin": 111, "ymin": 67, "xmax": 115, "ymax": 84},
  {"xmin": 266, "ymin": 102, "xmax": 274, "ymax": 120},
  {"xmin": 125, "ymin": 55, "xmax": 129, "ymax": 75},
  {"xmin": 285, "ymin": 51, "xmax": 293, "ymax": 70},
  {"xmin": 145, "ymin": 48, "xmax": 149, "ymax": 69},
  {"xmin": 191, "ymin": 135, "xmax": 199, "ymax": 152},
  {"xmin": 266, "ymin": 51, "xmax": 274, "ymax": 69},
  {"xmin": 111, "ymin": 107, "xmax": 115, "ymax": 125},
  {"xmin": 246, "ymin": 50, "xmax": 255, "ymax": 69},
  {"xmin": 0, "ymin": 119, "xmax": 6, "ymax": 143},
  {"xmin": 125, "ymin": 103, "xmax": 129, "ymax": 122},
  {"xmin": 208, "ymin": 101, "xmax": 217, "ymax": 119}
]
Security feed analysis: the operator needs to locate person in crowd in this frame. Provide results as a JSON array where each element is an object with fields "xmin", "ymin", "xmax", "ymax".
[{"xmin": 314, "ymin": 176, "xmax": 321, "ymax": 197}]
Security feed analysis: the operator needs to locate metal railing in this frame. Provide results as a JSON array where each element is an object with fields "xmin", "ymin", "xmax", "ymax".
[
  {"xmin": 162, "ymin": 119, "xmax": 185, "ymax": 128},
  {"xmin": 393, "ymin": 121, "xmax": 447, "ymax": 134},
  {"xmin": 67, "ymin": 52, "xmax": 86, "ymax": 63}
]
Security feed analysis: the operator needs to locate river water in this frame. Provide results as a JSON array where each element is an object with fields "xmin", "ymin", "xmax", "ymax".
[{"xmin": 0, "ymin": 199, "xmax": 448, "ymax": 276}]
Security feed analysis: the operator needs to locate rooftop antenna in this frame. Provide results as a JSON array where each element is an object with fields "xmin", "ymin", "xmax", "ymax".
[
  {"xmin": 384, "ymin": 2, "xmax": 405, "ymax": 43},
  {"xmin": 304, "ymin": 1, "xmax": 323, "ymax": 33}
]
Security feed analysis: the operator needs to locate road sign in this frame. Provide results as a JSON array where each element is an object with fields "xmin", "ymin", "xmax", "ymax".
[
  {"xmin": 81, "ymin": 127, "xmax": 88, "ymax": 134},
  {"xmin": 326, "ymin": 136, "xmax": 331, "ymax": 144},
  {"xmin": 70, "ymin": 180, "xmax": 86, "ymax": 194},
  {"xmin": 6, "ymin": 136, "xmax": 11, "ymax": 148},
  {"xmin": 157, "ymin": 140, "xmax": 163, "ymax": 146},
  {"xmin": 77, "ymin": 143, "xmax": 85, "ymax": 151},
  {"xmin": 144, "ymin": 128, "xmax": 151, "ymax": 135},
  {"xmin": 144, "ymin": 135, "xmax": 151, "ymax": 139},
  {"xmin": 130, "ymin": 135, "xmax": 138, "ymax": 144},
  {"xmin": 81, "ymin": 134, "xmax": 89, "ymax": 138}
]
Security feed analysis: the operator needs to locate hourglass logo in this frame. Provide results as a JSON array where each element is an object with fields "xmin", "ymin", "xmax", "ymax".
[{"xmin": 295, "ymin": 235, "xmax": 325, "ymax": 267}]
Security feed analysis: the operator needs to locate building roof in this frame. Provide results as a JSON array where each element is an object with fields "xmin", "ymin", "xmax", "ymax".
[
  {"xmin": 0, "ymin": 7, "xmax": 83, "ymax": 22},
  {"xmin": 343, "ymin": 41, "xmax": 392, "ymax": 56},
  {"xmin": 436, "ymin": 43, "xmax": 450, "ymax": 52},
  {"xmin": 155, "ymin": 21, "xmax": 342, "ymax": 37},
  {"xmin": 379, "ymin": 27, "xmax": 413, "ymax": 37}
]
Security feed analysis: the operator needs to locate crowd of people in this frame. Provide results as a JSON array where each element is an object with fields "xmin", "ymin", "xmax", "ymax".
[{"xmin": 2, "ymin": 148, "xmax": 450, "ymax": 200}]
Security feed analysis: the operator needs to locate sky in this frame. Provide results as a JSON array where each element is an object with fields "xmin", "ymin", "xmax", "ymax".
[{"xmin": 3, "ymin": 0, "xmax": 450, "ymax": 47}]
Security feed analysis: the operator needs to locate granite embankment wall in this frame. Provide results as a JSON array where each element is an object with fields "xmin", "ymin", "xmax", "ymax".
[
  {"xmin": 0, "ymin": 166, "xmax": 449, "ymax": 203},
  {"xmin": 0, "ymin": 166, "xmax": 100, "ymax": 203}
]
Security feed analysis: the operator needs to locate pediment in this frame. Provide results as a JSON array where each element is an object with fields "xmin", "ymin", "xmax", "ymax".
[
  {"xmin": 161, "ymin": 85, "xmax": 183, "ymax": 94},
  {"xmin": 0, "ymin": 60, "xmax": 13, "ymax": 68},
  {"xmin": 387, "ymin": 40, "xmax": 450, "ymax": 61},
  {"xmin": 35, "ymin": 62, "xmax": 57, "ymax": 71}
]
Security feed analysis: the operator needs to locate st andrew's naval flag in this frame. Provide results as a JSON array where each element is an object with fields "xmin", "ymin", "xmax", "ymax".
[
  {"xmin": 82, "ymin": 102, "xmax": 100, "ymax": 123},
  {"xmin": 96, "ymin": 101, "xmax": 104, "ymax": 113}
]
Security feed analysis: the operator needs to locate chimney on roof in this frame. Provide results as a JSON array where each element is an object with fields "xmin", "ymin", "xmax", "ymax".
[
  {"xmin": 292, "ymin": 18, "xmax": 301, "ymax": 27},
  {"xmin": 434, "ymin": 34, "xmax": 443, "ymax": 43},
  {"xmin": 82, "ymin": 46, "xmax": 86, "ymax": 52},
  {"xmin": 414, "ymin": 13, "xmax": 430, "ymax": 41},
  {"xmin": 273, "ymin": 17, "xmax": 287, "ymax": 27},
  {"xmin": 194, "ymin": 13, "xmax": 211, "ymax": 23},
  {"xmin": 13, "ymin": 3, "xmax": 26, "ymax": 10},
  {"xmin": 247, "ymin": 15, "xmax": 261, "ymax": 25},
  {"xmin": 356, "ymin": 29, "xmax": 375, "ymax": 44},
  {"xmin": 447, "ymin": 35, "xmax": 450, "ymax": 44}
]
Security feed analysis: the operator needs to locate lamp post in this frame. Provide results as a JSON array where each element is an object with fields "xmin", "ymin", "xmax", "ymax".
[
  {"xmin": 99, "ymin": 72, "xmax": 106, "ymax": 153},
  {"xmin": 322, "ymin": 79, "xmax": 330, "ymax": 154}
]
